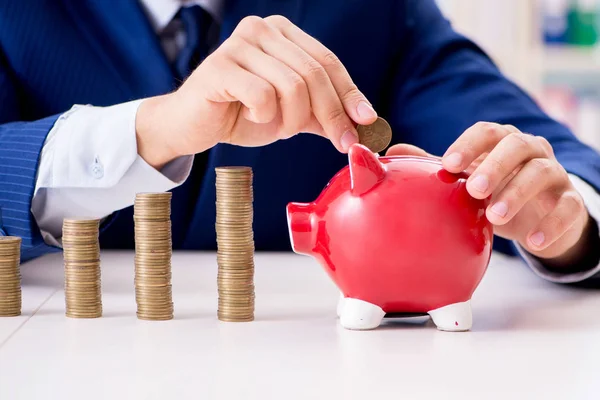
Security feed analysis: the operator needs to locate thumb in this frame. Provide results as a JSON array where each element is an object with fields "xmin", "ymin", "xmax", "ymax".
[{"xmin": 385, "ymin": 144, "xmax": 438, "ymax": 159}]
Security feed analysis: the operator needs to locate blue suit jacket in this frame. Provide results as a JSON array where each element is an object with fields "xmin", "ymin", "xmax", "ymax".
[{"xmin": 2, "ymin": 0, "xmax": 600, "ymax": 265}]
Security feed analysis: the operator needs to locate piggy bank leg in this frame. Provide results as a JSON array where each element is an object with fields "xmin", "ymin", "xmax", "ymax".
[
  {"xmin": 339, "ymin": 298, "xmax": 385, "ymax": 330},
  {"xmin": 336, "ymin": 293, "xmax": 345, "ymax": 318},
  {"xmin": 427, "ymin": 300, "xmax": 472, "ymax": 332}
]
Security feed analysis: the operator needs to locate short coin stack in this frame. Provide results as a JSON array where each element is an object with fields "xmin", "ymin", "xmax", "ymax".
[
  {"xmin": 0, "ymin": 236, "xmax": 22, "ymax": 317},
  {"xmin": 215, "ymin": 167, "xmax": 255, "ymax": 322},
  {"xmin": 62, "ymin": 218, "xmax": 102, "ymax": 318},
  {"xmin": 134, "ymin": 192, "xmax": 174, "ymax": 321}
]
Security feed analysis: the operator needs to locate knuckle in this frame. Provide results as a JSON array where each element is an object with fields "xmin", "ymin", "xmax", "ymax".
[
  {"xmin": 282, "ymin": 73, "xmax": 307, "ymax": 99},
  {"xmin": 564, "ymin": 191, "xmax": 585, "ymax": 214},
  {"xmin": 508, "ymin": 131, "xmax": 532, "ymax": 149},
  {"xmin": 222, "ymin": 36, "xmax": 245, "ymax": 53},
  {"xmin": 505, "ymin": 181, "xmax": 527, "ymax": 201},
  {"xmin": 327, "ymin": 106, "xmax": 347, "ymax": 124},
  {"xmin": 536, "ymin": 136, "xmax": 554, "ymax": 157},
  {"xmin": 486, "ymin": 156, "xmax": 507, "ymax": 176},
  {"xmin": 252, "ymin": 83, "xmax": 275, "ymax": 107},
  {"xmin": 530, "ymin": 158, "xmax": 553, "ymax": 177},
  {"xmin": 503, "ymin": 124, "xmax": 520, "ymax": 134},
  {"xmin": 321, "ymin": 51, "xmax": 342, "ymax": 68},
  {"xmin": 475, "ymin": 122, "xmax": 506, "ymax": 141},
  {"xmin": 238, "ymin": 15, "xmax": 268, "ymax": 36},
  {"xmin": 264, "ymin": 15, "xmax": 291, "ymax": 27},
  {"xmin": 475, "ymin": 121, "xmax": 495, "ymax": 134},
  {"xmin": 339, "ymin": 84, "xmax": 362, "ymax": 103},
  {"xmin": 303, "ymin": 59, "xmax": 328, "ymax": 82}
]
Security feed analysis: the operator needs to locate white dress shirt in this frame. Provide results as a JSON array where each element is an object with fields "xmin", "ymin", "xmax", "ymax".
[{"xmin": 30, "ymin": 0, "xmax": 600, "ymax": 284}]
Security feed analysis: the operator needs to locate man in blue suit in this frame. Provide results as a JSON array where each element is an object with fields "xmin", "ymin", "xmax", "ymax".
[{"xmin": 1, "ymin": 0, "xmax": 600, "ymax": 286}]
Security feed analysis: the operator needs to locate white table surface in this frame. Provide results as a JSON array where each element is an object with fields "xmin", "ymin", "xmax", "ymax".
[{"xmin": 0, "ymin": 251, "xmax": 599, "ymax": 400}]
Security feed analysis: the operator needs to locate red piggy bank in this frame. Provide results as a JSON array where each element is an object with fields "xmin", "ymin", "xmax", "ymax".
[{"xmin": 286, "ymin": 143, "xmax": 493, "ymax": 331}]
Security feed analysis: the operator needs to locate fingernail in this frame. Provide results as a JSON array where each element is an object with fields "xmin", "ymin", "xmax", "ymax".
[
  {"xmin": 530, "ymin": 231, "xmax": 545, "ymax": 247},
  {"xmin": 471, "ymin": 175, "xmax": 489, "ymax": 192},
  {"xmin": 341, "ymin": 130, "xmax": 358, "ymax": 152},
  {"xmin": 357, "ymin": 101, "xmax": 377, "ymax": 120},
  {"xmin": 444, "ymin": 153, "xmax": 463, "ymax": 169},
  {"xmin": 490, "ymin": 202, "xmax": 508, "ymax": 217}
]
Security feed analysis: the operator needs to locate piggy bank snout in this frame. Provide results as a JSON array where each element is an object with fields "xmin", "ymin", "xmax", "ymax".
[{"xmin": 286, "ymin": 202, "xmax": 316, "ymax": 255}]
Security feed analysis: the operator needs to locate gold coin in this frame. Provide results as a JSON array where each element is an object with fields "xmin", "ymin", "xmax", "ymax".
[
  {"xmin": 135, "ymin": 286, "xmax": 172, "ymax": 292},
  {"xmin": 136, "ymin": 306, "xmax": 173, "ymax": 311},
  {"xmin": 136, "ymin": 315, "xmax": 173, "ymax": 321},
  {"xmin": 216, "ymin": 260, "xmax": 254, "ymax": 266},
  {"xmin": 217, "ymin": 265, "xmax": 254, "ymax": 271},
  {"xmin": 135, "ymin": 290, "xmax": 172, "ymax": 298},
  {"xmin": 136, "ymin": 305, "xmax": 173, "ymax": 311},
  {"xmin": 0, "ymin": 310, "xmax": 21, "ymax": 317},
  {"xmin": 217, "ymin": 314, "xmax": 254, "ymax": 319},
  {"xmin": 357, "ymin": 116, "xmax": 392, "ymax": 153},
  {"xmin": 134, "ymin": 240, "xmax": 172, "ymax": 247},
  {"xmin": 0, "ymin": 236, "xmax": 22, "ymax": 244},
  {"xmin": 66, "ymin": 313, "xmax": 102, "ymax": 319},
  {"xmin": 135, "ymin": 273, "xmax": 171, "ymax": 279},
  {"xmin": 218, "ymin": 297, "xmax": 254, "ymax": 303},
  {"xmin": 215, "ymin": 241, "xmax": 254, "ymax": 247},
  {"xmin": 0, "ymin": 250, "xmax": 20, "ymax": 257}
]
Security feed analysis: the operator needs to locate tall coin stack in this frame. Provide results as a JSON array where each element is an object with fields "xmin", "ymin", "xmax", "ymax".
[
  {"xmin": 215, "ymin": 167, "xmax": 255, "ymax": 322},
  {"xmin": 62, "ymin": 218, "xmax": 102, "ymax": 318},
  {"xmin": 0, "ymin": 236, "xmax": 22, "ymax": 317},
  {"xmin": 133, "ymin": 192, "xmax": 174, "ymax": 321}
]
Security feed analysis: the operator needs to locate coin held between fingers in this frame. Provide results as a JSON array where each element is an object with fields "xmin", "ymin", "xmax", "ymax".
[{"xmin": 357, "ymin": 117, "xmax": 393, "ymax": 153}]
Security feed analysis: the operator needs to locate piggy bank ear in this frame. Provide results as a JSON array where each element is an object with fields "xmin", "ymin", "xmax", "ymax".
[{"xmin": 349, "ymin": 143, "xmax": 386, "ymax": 196}]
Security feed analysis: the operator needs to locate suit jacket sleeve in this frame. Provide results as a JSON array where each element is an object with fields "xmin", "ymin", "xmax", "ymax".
[
  {"xmin": 391, "ymin": 0, "xmax": 600, "ymax": 285},
  {"xmin": 0, "ymin": 51, "xmax": 63, "ymax": 262}
]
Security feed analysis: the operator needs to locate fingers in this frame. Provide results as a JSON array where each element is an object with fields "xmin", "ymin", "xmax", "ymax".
[
  {"xmin": 464, "ymin": 132, "xmax": 551, "ymax": 199},
  {"xmin": 232, "ymin": 16, "xmax": 363, "ymax": 152},
  {"xmin": 224, "ymin": 36, "xmax": 311, "ymax": 138},
  {"xmin": 486, "ymin": 158, "xmax": 567, "ymax": 225},
  {"xmin": 526, "ymin": 191, "xmax": 584, "ymax": 251},
  {"xmin": 385, "ymin": 144, "xmax": 437, "ymax": 158},
  {"xmin": 442, "ymin": 122, "xmax": 513, "ymax": 173},
  {"xmin": 264, "ymin": 15, "xmax": 377, "ymax": 126},
  {"xmin": 203, "ymin": 56, "xmax": 278, "ymax": 124}
]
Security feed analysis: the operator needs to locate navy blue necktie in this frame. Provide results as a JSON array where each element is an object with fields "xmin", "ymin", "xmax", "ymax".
[{"xmin": 174, "ymin": 5, "xmax": 215, "ymax": 81}]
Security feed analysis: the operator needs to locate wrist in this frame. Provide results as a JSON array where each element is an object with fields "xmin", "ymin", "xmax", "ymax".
[{"xmin": 135, "ymin": 95, "xmax": 180, "ymax": 170}]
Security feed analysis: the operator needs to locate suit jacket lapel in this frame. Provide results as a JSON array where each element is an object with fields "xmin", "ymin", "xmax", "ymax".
[{"xmin": 60, "ymin": 0, "xmax": 176, "ymax": 100}]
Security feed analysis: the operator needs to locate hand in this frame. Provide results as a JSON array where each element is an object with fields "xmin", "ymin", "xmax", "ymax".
[
  {"xmin": 387, "ymin": 122, "xmax": 594, "ymax": 268},
  {"xmin": 136, "ymin": 15, "xmax": 378, "ymax": 169}
]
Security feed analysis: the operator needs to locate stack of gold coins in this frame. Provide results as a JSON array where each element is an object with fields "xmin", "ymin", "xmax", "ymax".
[
  {"xmin": 134, "ymin": 192, "xmax": 173, "ymax": 321},
  {"xmin": 62, "ymin": 219, "xmax": 102, "ymax": 318},
  {"xmin": 0, "ymin": 236, "xmax": 22, "ymax": 317},
  {"xmin": 215, "ymin": 167, "xmax": 255, "ymax": 322}
]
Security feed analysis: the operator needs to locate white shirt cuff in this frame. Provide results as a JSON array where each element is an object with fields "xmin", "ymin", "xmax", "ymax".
[
  {"xmin": 32, "ymin": 101, "xmax": 194, "ymax": 247},
  {"xmin": 516, "ymin": 173, "xmax": 600, "ymax": 283}
]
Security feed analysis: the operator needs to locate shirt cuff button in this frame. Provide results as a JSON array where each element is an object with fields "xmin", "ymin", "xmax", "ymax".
[{"xmin": 91, "ymin": 157, "xmax": 104, "ymax": 179}]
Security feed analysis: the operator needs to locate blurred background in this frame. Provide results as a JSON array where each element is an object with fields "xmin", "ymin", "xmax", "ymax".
[{"xmin": 436, "ymin": 0, "xmax": 600, "ymax": 152}]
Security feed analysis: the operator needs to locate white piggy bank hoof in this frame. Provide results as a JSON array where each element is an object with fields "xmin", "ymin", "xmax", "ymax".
[
  {"xmin": 339, "ymin": 298, "xmax": 385, "ymax": 330},
  {"xmin": 427, "ymin": 300, "xmax": 473, "ymax": 332}
]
